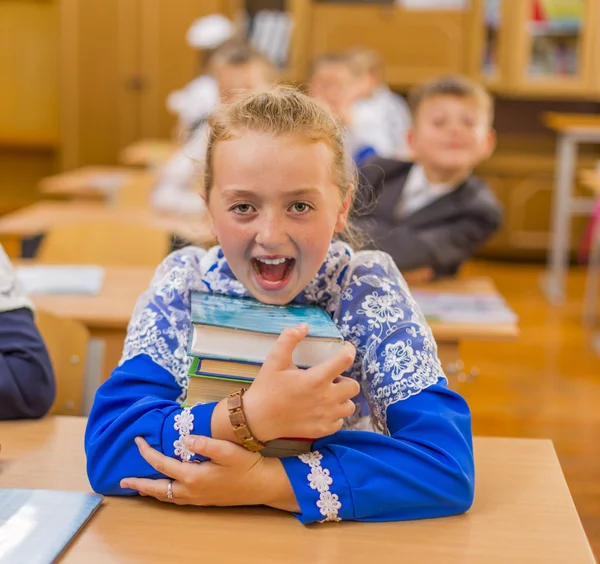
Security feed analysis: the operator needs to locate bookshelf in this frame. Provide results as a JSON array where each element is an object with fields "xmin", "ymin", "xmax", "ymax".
[{"xmin": 469, "ymin": 0, "xmax": 598, "ymax": 98}]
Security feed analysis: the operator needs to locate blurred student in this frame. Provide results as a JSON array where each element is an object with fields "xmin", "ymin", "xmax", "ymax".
[
  {"xmin": 346, "ymin": 48, "xmax": 412, "ymax": 160},
  {"xmin": 0, "ymin": 245, "xmax": 55, "ymax": 419},
  {"xmin": 308, "ymin": 53, "xmax": 376, "ymax": 166},
  {"xmin": 354, "ymin": 75, "xmax": 502, "ymax": 282},
  {"xmin": 166, "ymin": 14, "xmax": 236, "ymax": 139},
  {"xmin": 153, "ymin": 45, "xmax": 277, "ymax": 215}
]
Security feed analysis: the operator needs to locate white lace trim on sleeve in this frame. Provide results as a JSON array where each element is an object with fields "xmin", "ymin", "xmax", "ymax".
[
  {"xmin": 298, "ymin": 451, "xmax": 341, "ymax": 522},
  {"xmin": 173, "ymin": 407, "xmax": 194, "ymax": 461}
]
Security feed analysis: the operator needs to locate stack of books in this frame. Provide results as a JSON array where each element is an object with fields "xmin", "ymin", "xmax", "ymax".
[{"xmin": 184, "ymin": 292, "xmax": 345, "ymax": 457}]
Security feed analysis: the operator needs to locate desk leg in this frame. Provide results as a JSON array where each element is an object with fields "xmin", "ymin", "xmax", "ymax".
[
  {"xmin": 437, "ymin": 342, "xmax": 461, "ymax": 391},
  {"xmin": 583, "ymin": 229, "xmax": 600, "ymax": 326},
  {"xmin": 543, "ymin": 134, "xmax": 576, "ymax": 304},
  {"xmin": 89, "ymin": 329, "xmax": 126, "ymax": 384}
]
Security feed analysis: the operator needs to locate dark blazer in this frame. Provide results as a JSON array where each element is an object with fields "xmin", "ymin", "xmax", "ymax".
[
  {"xmin": 0, "ymin": 308, "xmax": 55, "ymax": 420},
  {"xmin": 353, "ymin": 158, "xmax": 502, "ymax": 277}
]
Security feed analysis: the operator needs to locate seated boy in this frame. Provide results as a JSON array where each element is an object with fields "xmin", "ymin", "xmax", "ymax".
[
  {"xmin": 0, "ymin": 245, "xmax": 55, "ymax": 419},
  {"xmin": 354, "ymin": 75, "xmax": 502, "ymax": 281},
  {"xmin": 152, "ymin": 44, "xmax": 276, "ymax": 215},
  {"xmin": 308, "ymin": 53, "xmax": 376, "ymax": 166}
]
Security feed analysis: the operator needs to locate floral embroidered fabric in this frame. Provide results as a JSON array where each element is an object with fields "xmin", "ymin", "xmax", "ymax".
[{"xmin": 121, "ymin": 241, "xmax": 445, "ymax": 432}]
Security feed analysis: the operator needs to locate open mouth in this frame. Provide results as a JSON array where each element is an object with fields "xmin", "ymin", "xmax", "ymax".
[{"xmin": 251, "ymin": 257, "xmax": 296, "ymax": 286}]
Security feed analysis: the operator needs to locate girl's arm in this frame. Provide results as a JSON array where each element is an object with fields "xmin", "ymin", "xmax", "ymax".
[
  {"xmin": 275, "ymin": 250, "xmax": 474, "ymax": 523},
  {"xmin": 278, "ymin": 380, "xmax": 473, "ymax": 523},
  {"xmin": 84, "ymin": 354, "xmax": 218, "ymax": 494}
]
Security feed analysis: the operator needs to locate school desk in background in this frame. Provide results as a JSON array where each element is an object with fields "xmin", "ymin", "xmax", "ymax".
[{"xmin": 119, "ymin": 139, "xmax": 179, "ymax": 168}]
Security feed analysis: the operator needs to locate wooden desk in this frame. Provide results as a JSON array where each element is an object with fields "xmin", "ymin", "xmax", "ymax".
[
  {"xmin": 413, "ymin": 277, "xmax": 519, "ymax": 384},
  {"xmin": 38, "ymin": 166, "xmax": 140, "ymax": 203},
  {"xmin": 25, "ymin": 265, "xmax": 156, "ymax": 385},
  {"xmin": 541, "ymin": 112, "xmax": 599, "ymax": 304},
  {"xmin": 0, "ymin": 417, "xmax": 593, "ymax": 563},
  {"xmin": 119, "ymin": 138, "xmax": 178, "ymax": 167},
  {"xmin": 0, "ymin": 200, "xmax": 214, "ymax": 258}
]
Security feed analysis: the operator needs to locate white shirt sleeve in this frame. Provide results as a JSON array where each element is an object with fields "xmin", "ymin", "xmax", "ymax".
[{"xmin": 0, "ymin": 245, "xmax": 33, "ymax": 313}]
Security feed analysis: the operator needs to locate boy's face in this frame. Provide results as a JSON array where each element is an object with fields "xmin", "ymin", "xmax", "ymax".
[
  {"xmin": 310, "ymin": 63, "xmax": 357, "ymax": 120},
  {"xmin": 217, "ymin": 62, "xmax": 272, "ymax": 104},
  {"xmin": 207, "ymin": 132, "xmax": 351, "ymax": 305},
  {"xmin": 408, "ymin": 95, "xmax": 495, "ymax": 176}
]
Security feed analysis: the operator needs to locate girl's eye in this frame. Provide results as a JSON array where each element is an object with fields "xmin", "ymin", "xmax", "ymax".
[
  {"xmin": 232, "ymin": 203, "xmax": 254, "ymax": 214},
  {"xmin": 290, "ymin": 202, "xmax": 312, "ymax": 214}
]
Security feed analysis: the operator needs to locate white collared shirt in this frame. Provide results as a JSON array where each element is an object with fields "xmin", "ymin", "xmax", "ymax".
[
  {"xmin": 351, "ymin": 86, "xmax": 412, "ymax": 160},
  {"xmin": 394, "ymin": 164, "xmax": 455, "ymax": 219}
]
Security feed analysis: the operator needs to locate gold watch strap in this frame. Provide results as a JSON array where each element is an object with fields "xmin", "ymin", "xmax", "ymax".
[{"xmin": 227, "ymin": 389, "xmax": 266, "ymax": 452}]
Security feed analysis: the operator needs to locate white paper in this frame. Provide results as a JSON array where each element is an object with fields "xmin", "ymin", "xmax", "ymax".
[
  {"xmin": 397, "ymin": 0, "xmax": 469, "ymax": 10},
  {"xmin": 15, "ymin": 265, "xmax": 105, "ymax": 296}
]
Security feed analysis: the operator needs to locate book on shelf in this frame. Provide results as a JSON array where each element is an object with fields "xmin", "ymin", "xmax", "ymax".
[
  {"xmin": 0, "ymin": 489, "xmax": 103, "ymax": 564},
  {"xmin": 186, "ymin": 292, "xmax": 345, "ymax": 457}
]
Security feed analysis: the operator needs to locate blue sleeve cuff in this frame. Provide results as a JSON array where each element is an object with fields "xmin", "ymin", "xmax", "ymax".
[
  {"xmin": 162, "ymin": 402, "xmax": 217, "ymax": 462},
  {"xmin": 280, "ymin": 448, "xmax": 353, "ymax": 524}
]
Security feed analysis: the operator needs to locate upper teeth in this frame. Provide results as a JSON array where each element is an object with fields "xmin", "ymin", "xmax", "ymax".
[{"xmin": 256, "ymin": 257, "xmax": 288, "ymax": 265}]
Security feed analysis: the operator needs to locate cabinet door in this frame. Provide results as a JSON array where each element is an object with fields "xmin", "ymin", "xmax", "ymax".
[
  {"xmin": 138, "ymin": 0, "xmax": 229, "ymax": 140},
  {"xmin": 510, "ymin": 0, "xmax": 595, "ymax": 97},
  {"xmin": 60, "ymin": 0, "xmax": 141, "ymax": 168},
  {"xmin": 467, "ymin": 0, "xmax": 512, "ymax": 92},
  {"xmin": 310, "ymin": 4, "xmax": 468, "ymax": 90}
]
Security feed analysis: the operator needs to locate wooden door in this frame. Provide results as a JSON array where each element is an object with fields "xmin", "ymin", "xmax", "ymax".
[{"xmin": 59, "ymin": 0, "xmax": 141, "ymax": 168}]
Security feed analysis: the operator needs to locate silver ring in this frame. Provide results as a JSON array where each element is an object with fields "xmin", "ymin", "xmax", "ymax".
[{"xmin": 166, "ymin": 480, "xmax": 174, "ymax": 500}]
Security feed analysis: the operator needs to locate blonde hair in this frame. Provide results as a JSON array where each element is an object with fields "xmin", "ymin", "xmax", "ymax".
[
  {"xmin": 409, "ymin": 75, "xmax": 494, "ymax": 126},
  {"xmin": 205, "ymin": 86, "xmax": 364, "ymax": 249},
  {"xmin": 345, "ymin": 47, "xmax": 384, "ymax": 78},
  {"xmin": 211, "ymin": 42, "xmax": 278, "ymax": 82}
]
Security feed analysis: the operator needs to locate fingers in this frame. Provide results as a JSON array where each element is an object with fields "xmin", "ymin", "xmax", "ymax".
[
  {"xmin": 120, "ymin": 477, "xmax": 176, "ymax": 500},
  {"xmin": 334, "ymin": 376, "xmax": 361, "ymax": 402},
  {"xmin": 309, "ymin": 342, "xmax": 356, "ymax": 382},
  {"xmin": 262, "ymin": 323, "xmax": 309, "ymax": 372},
  {"xmin": 133, "ymin": 437, "xmax": 186, "ymax": 481},
  {"xmin": 184, "ymin": 435, "xmax": 258, "ymax": 467}
]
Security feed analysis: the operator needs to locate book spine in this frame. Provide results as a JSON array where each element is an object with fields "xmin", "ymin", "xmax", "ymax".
[{"xmin": 188, "ymin": 372, "xmax": 254, "ymax": 384}]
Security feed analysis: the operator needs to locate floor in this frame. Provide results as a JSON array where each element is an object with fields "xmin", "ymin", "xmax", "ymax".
[{"xmin": 458, "ymin": 259, "xmax": 600, "ymax": 558}]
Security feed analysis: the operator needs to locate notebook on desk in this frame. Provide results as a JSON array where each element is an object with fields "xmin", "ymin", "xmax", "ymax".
[
  {"xmin": 412, "ymin": 290, "xmax": 518, "ymax": 324},
  {"xmin": 15, "ymin": 265, "xmax": 105, "ymax": 295},
  {"xmin": 0, "ymin": 489, "xmax": 103, "ymax": 564}
]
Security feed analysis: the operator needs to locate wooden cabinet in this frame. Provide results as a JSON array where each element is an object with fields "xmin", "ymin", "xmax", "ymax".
[
  {"xmin": 469, "ymin": 0, "xmax": 599, "ymax": 99},
  {"xmin": 476, "ymin": 152, "xmax": 593, "ymax": 260},
  {"xmin": 287, "ymin": 1, "xmax": 469, "ymax": 89},
  {"xmin": 59, "ymin": 0, "xmax": 238, "ymax": 169},
  {"xmin": 467, "ymin": 0, "xmax": 512, "ymax": 93}
]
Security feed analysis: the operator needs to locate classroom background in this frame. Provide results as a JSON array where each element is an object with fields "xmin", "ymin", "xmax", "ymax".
[{"xmin": 1, "ymin": 0, "xmax": 599, "ymax": 559}]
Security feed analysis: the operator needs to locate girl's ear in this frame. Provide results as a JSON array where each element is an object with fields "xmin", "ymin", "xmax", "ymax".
[{"xmin": 335, "ymin": 184, "xmax": 354, "ymax": 233}]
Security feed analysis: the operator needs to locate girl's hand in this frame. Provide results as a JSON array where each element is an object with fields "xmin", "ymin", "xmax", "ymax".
[
  {"xmin": 120, "ymin": 436, "xmax": 298, "ymax": 511},
  {"xmin": 242, "ymin": 324, "xmax": 360, "ymax": 442}
]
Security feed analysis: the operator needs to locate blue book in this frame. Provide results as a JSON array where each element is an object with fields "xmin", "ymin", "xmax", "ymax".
[
  {"xmin": 189, "ymin": 292, "xmax": 343, "ymax": 368},
  {"xmin": 0, "ymin": 489, "xmax": 103, "ymax": 564}
]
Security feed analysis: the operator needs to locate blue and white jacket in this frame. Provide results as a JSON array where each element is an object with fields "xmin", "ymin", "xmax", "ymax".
[{"xmin": 85, "ymin": 241, "xmax": 474, "ymax": 524}]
